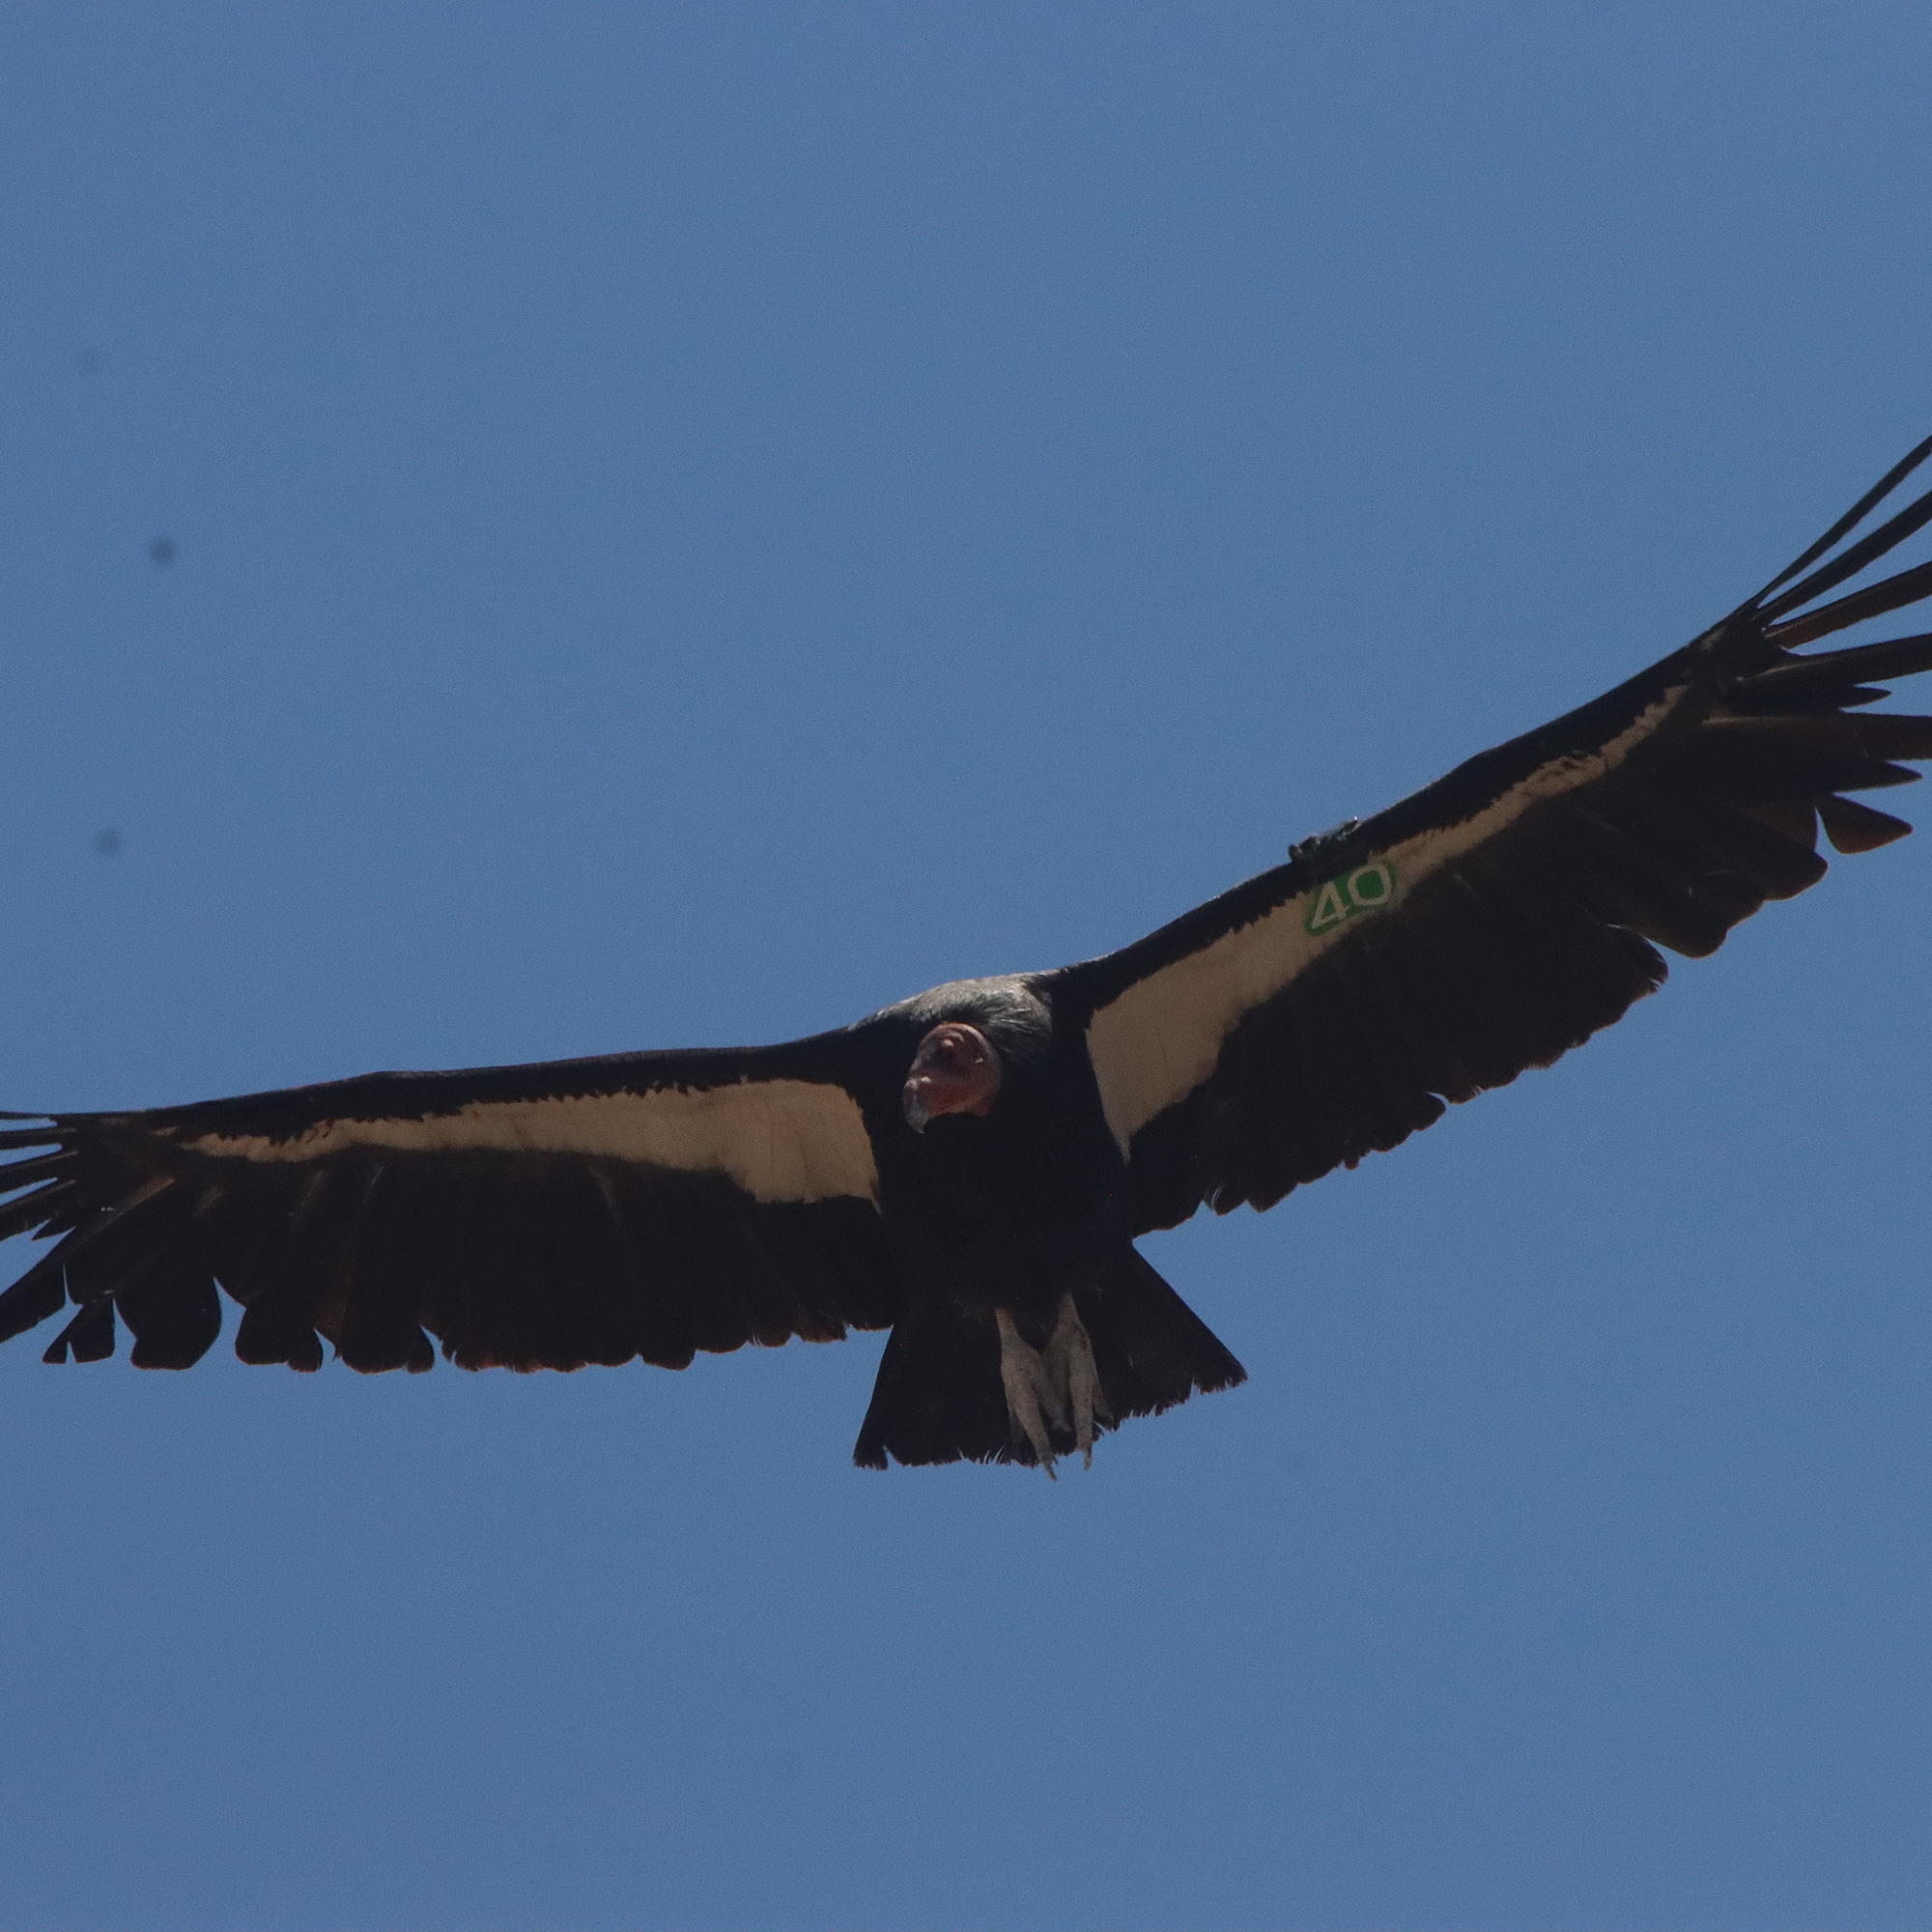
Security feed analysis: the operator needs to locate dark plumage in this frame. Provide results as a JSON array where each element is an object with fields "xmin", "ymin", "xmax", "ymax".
[{"xmin": 7, "ymin": 440, "xmax": 1932, "ymax": 1470}]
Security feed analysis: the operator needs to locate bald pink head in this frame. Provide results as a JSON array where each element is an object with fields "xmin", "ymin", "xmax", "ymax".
[{"xmin": 901, "ymin": 1023, "xmax": 1003, "ymax": 1133}]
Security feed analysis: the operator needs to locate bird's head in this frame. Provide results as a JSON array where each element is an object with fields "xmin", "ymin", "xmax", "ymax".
[
  {"xmin": 891, "ymin": 976, "xmax": 1051, "ymax": 1135},
  {"xmin": 901, "ymin": 1022, "xmax": 1001, "ymax": 1132}
]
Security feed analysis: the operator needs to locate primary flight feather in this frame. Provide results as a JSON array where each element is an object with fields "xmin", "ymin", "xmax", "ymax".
[{"xmin": 7, "ymin": 440, "xmax": 1932, "ymax": 1471}]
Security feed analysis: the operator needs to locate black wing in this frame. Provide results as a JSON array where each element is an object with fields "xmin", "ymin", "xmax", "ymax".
[
  {"xmin": 0, "ymin": 1031, "xmax": 904, "ymax": 1372},
  {"xmin": 1050, "ymin": 439, "xmax": 1932, "ymax": 1234}
]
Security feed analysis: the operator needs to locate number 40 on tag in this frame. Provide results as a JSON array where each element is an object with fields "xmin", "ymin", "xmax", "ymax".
[{"xmin": 1304, "ymin": 862, "xmax": 1396, "ymax": 936}]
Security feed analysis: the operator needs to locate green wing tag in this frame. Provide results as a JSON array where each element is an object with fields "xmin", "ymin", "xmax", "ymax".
[{"xmin": 1304, "ymin": 861, "xmax": 1396, "ymax": 936}]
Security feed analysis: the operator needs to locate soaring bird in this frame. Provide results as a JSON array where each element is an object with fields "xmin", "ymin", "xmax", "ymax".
[{"xmin": 6, "ymin": 443, "xmax": 1932, "ymax": 1473}]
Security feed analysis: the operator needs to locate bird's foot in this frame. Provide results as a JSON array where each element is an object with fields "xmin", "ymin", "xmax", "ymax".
[{"xmin": 995, "ymin": 1296, "xmax": 1112, "ymax": 1477}]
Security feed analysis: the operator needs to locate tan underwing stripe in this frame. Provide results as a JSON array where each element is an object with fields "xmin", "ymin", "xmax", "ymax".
[
  {"xmin": 1085, "ymin": 692, "xmax": 1684, "ymax": 1155},
  {"xmin": 182, "ymin": 1079, "xmax": 879, "ymax": 1206}
]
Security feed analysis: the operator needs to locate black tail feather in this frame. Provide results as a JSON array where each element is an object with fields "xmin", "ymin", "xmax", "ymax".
[
  {"xmin": 1076, "ymin": 1249, "xmax": 1248, "ymax": 1422},
  {"xmin": 851, "ymin": 1292, "xmax": 1006, "ymax": 1469},
  {"xmin": 852, "ymin": 1250, "xmax": 1245, "ymax": 1469}
]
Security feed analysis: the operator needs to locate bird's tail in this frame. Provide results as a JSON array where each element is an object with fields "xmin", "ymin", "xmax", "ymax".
[{"xmin": 851, "ymin": 1248, "xmax": 1246, "ymax": 1469}]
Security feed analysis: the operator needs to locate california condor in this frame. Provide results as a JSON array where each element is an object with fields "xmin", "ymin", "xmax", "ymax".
[{"xmin": 7, "ymin": 441, "xmax": 1932, "ymax": 1472}]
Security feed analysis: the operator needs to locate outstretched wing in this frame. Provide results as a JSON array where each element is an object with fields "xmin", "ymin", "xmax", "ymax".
[
  {"xmin": 0, "ymin": 1031, "xmax": 902, "ymax": 1372},
  {"xmin": 1052, "ymin": 439, "xmax": 1932, "ymax": 1235}
]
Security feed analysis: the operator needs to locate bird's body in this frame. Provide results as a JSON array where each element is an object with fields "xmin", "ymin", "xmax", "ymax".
[
  {"xmin": 7, "ymin": 440, "xmax": 1932, "ymax": 1470},
  {"xmin": 855, "ymin": 978, "xmax": 1242, "ymax": 1468}
]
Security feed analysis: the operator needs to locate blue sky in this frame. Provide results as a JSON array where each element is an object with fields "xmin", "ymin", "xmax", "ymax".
[{"xmin": 4, "ymin": 5, "xmax": 1931, "ymax": 1927}]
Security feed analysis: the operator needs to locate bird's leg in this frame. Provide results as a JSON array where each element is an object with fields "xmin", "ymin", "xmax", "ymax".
[
  {"xmin": 995, "ymin": 1308, "xmax": 1065, "ymax": 1475},
  {"xmin": 995, "ymin": 1296, "xmax": 1113, "ymax": 1476},
  {"xmin": 1045, "ymin": 1294, "xmax": 1112, "ymax": 1468}
]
